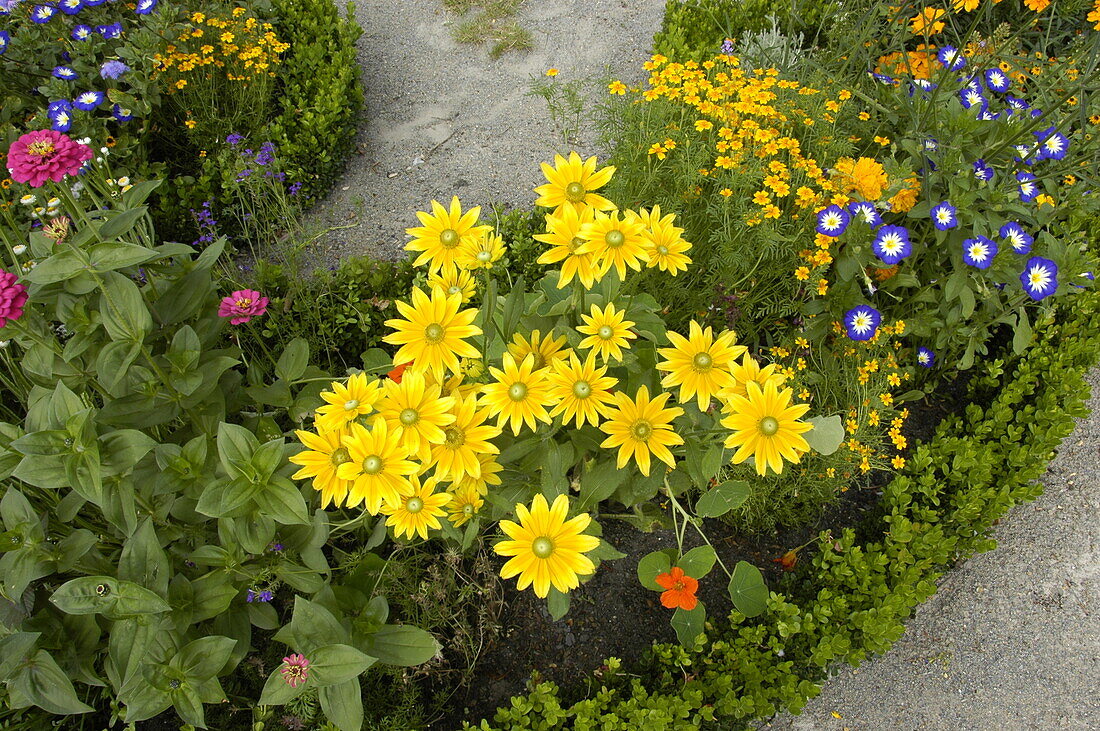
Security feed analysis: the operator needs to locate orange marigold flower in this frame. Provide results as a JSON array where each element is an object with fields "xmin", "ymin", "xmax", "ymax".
[
  {"xmin": 1024, "ymin": 0, "xmax": 1050, "ymax": 10},
  {"xmin": 656, "ymin": 566, "xmax": 699, "ymax": 610},
  {"xmin": 832, "ymin": 157, "xmax": 888, "ymax": 201}
]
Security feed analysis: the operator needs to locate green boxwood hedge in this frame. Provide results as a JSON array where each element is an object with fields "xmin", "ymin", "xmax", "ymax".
[{"xmin": 469, "ymin": 290, "xmax": 1099, "ymax": 729}]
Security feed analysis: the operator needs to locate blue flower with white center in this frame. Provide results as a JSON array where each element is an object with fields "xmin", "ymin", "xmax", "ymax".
[
  {"xmin": 50, "ymin": 109, "xmax": 73, "ymax": 132},
  {"xmin": 815, "ymin": 205, "xmax": 850, "ymax": 237},
  {"xmin": 48, "ymin": 99, "xmax": 72, "ymax": 116},
  {"xmin": 917, "ymin": 347, "xmax": 935, "ymax": 368},
  {"xmin": 84, "ymin": 0, "xmax": 103, "ymax": 5},
  {"xmin": 1016, "ymin": 171, "xmax": 1038, "ymax": 202},
  {"xmin": 962, "ymin": 236, "xmax": 998, "ymax": 269},
  {"xmin": 999, "ymin": 222, "xmax": 1033, "ymax": 254},
  {"xmin": 978, "ymin": 105, "xmax": 1000, "ymax": 122},
  {"xmin": 0, "ymin": 31, "xmax": 8, "ymax": 54},
  {"xmin": 52, "ymin": 66, "xmax": 77, "ymax": 80},
  {"xmin": 937, "ymin": 45, "xmax": 965, "ymax": 71},
  {"xmin": 1034, "ymin": 126, "xmax": 1069, "ymax": 161},
  {"xmin": 31, "ymin": 4, "xmax": 56, "ymax": 21},
  {"xmin": 1019, "ymin": 257, "xmax": 1057, "ymax": 301},
  {"xmin": 959, "ymin": 88, "xmax": 985, "ymax": 110},
  {"xmin": 962, "ymin": 76, "xmax": 983, "ymax": 94},
  {"xmin": 872, "ymin": 225, "xmax": 911, "ymax": 265},
  {"xmin": 96, "ymin": 22, "xmax": 122, "ymax": 39},
  {"xmin": 907, "ymin": 79, "xmax": 937, "ymax": 98},
  {"xmin": 134, "ymin": 0, "xmax": 156, "ymax": 13},
  {"xmin": 59, "ymin": 0, "xmax": 82, "ymax": 14},
  {"xmin": 930, "ymin": 201, "xmax": 957, "ymax": 230},
  {"xmin": 72, "ymin": 24, "xmax": 92, "ymax": 40},
  {"xmin": 844, "ymin": 305, "xmax": 881, "ymax": 342},
  {"xmin": 984, "ymin": 68, "xmax": 1010, "ymax": 93},
  {"xmin": 973, "ymin": 159, "xmax": 994, "ymax": 182},
  {"xmin": 1004, "ymin": 95, "xmax": 1029, "ymax": 112},
  {"xmin": 100, "ymin": 60, "xmax": 129, "ymax": 79},
  {"xmin": 847, "ymin": 201, "xmax": 882, "ymax": 227},
  {"xmin": 111, "ymin": 103, "xmax": 133, "ymax": 122},
  {"xmin": 869, "ymin": 72, "xmax": 897, "ymax": 85},
  {"xmin": 73, "ymin": 91, "xmax": 105, "ymax": 110}
]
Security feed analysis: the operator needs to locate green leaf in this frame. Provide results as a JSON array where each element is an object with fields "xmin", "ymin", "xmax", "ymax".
[
  {"xmin": 175, "ymin": 636, "xmax": 236, "ymax": 682},
  {"xmin": 676, "ymin": 545, "xmax": 717, "ymax": 579},
  {"xmin": 10, "ymin": 650, "xmax": 94, "ymax": 714},
  {"xmin": 546, "ymin": 587, "xmax": 569, "ymax": 621},
  {"xmin": 170, "ymin": 685, "xmax": 206, "ymax": 729},
  {"xmin": 262, "ymin": 477, "xmax": 311, "ymax": 526},
  {"xmin": 695, "ymin": 480, "xmax": 750, "ymax": 518},
  {"xmin": 637, "ymin": 549, "xmax": 674, "ymax": 591},
  {"xmin": 1, "ymin": 487, "xmax": 39, "ymax": 531},
  {"xmin": 700, "ymin": 444, "xmax": 724, "ymax": 483},
  {"xmin": 0, "ymin": 632, "xmax": 40, "ymax": 681},
  {"xmin": 217, "ymin": 422, "xmax": 259, "ymax": 478},
  {"xmin": 275, "ymin": 338, "xmax": 310, "ymax": 382},
  {"xmin": 670, "ymin": 602, "xmax": 706, "ymax": 646},
  {"xmin": 275, "ymin": 597, "xmax": 348, "ymax": 653},
  {"xmin": 50, "ymin": 576, "xmax": 170, "ymax": 618},
  {"xmin": 318, "ymin": 678, "xmax": 364, "ymax": 731},
  {"xmin": 97, "ymin": 206, "xmax": 148, "ymax": 240},
  {"xmin": 308, "ymin": 644, "xmax": 376, "ymax": 687},
  {"xmin": 88, "ymin": 242, "xmax": 155, "ymax": 272},
  {"xmin": 118, "ymin": 519, "xmax": 169, "ymax": 597},
  {"xmin": 361, "ymin": 625, "xmax": 440, "ymax": 666},
  {"xmin": 576, "ymin": 458, "xmax": 628, "ymax": 511},
  {"xmin": 361, "ymin": 348, "xmax": 392, "ymax": 374},
  {"xmin": 727, "ymin": 561, "xmax": 768, "ymax": 618},
  {"xmin": 1013, "ymin": 308, "xmax": 1033, "ymax": 354},
  {"xmin": 257, "ymin": 665, "xmax": 307, "ymax": 705},
  {"xmin": 804, "ymin": 415, "xmax": 845, "ymax": 456},
  {"xmin": 99, "ymin": 429, "xmax": 157, "ymax": 477},
  {"xmin": 20, "ymin": 250, "xmax": 85, "ymax": 285},
  {"xmin": 99, "ymin": 273, "xmax": 152, "ymax": 342},
  {"xmin": 95, "ymin": 340, "xmax": 142, "ymax": 394}
]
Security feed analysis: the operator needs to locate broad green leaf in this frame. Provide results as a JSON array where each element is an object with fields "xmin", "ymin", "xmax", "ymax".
[
  {"xmin": 99, "ymin": 429, "xmax": 157, "ymax": 477},
  {"xmin": 216, "ymin": 422, "xmax": 259, "ymax": 477},
  {"xmin": 547, "ymin": 587, "xmax": 569, "ymax": 621},
  {"xmin": 636, "ymin": 549, "xmax": 674, "ymax": 591},
  {"xmin": 0, "ymin": 632, "xmax": 40, "ymax": 681},
  {"xmin": 95, "ymin": 340, "xmax": 142, "ymax": 395},
  {"xmin": 308, "ymin": 644, "xmax": 376, "ymax": 687},
  {"xmin": 275, "ymin": 338, "xmax": 310, "ymax": 382},
  {"xmin": 97, "ymin": 206, "xmax": 148, "ymax": 240},
  {"xmin": 20, "ymin": 250, "xmax": 85, "ymax": 285},
  {"xmin": 170, "ymin": 684, "xmax": 205, "ymax": 729},
  {"xmin": 1013, "ymin": 308, "xmax": 1033, "ymax": 354},
  {"xmin": 274, "ymin": 597, "xmax": 348, "ymax": 652},
  {"xmin": 804, "ymin": 415, "xmax": 845, "ymax": 456},
  {"xmin": 175, "ymin": 636, "xmax": 237, "ymax": 682},
  {"xmin": 362, "ymin": 625, "xmax": 440, "ymax": 667},
  {"xmin": 10, "ymin": 650, "xmax": 94, "ymax": 714},
  {"xmin": 576, "ymin": 458, "xmax": 628, "ymax": 511},
  {"xmin": 318, "ymin": 678, "xmax": 364, "ymax": 731},
  {"xmin": 695, "ymin": 480, "xmax": 750, "ymax": 518},
  {"xmin": 50, "ymin": 576, "xmax": 170, "ymax": 618},
  {"xmin": 1, "ymin": 487, "xmax": 39, "ymax": 531},
  {"xmin": 257, "ymin": 665, "xmax": 307, "ymax": 705},
  {"xmin": 88, "ymin": 241, "xmax": 155, "ymax": 272},
  {"xmin": 670, "ymin": 603, "xmax": 706, "ymax": 646},
  {"xmin": 99, "ymin": 272, "xmax": 152, "ymax": 342},
  {"xmin": 676, "ymin": 545, "xmax": 717, "ymax": 579},
  {"xmin": 118, "ymin": 519, "xmax": 169, "ymax": 597},
  {"xmin": 727, "ymin": 560, "xmax": 768, "ymax": 618}
]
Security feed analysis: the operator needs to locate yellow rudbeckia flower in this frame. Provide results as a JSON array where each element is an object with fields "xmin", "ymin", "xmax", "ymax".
[
  {"xmin": 656, "ymin": 321, "xmax": 747, "ymax": 410},
  {"xmin": 721, "ymin": 380, "xmax": 813, "ymax": 476},
  {"xmin": 495, "ymin": 494, "xmax": 601, "ymax": 598},
  {"xmin": 534, "ymin": 152, "xmax": 616, "ymax": 213},
  {"xmin": 384, "ymin": 286, "xmax": 482, "ymax": 380},
  {"xmin": 380, "ymin": 475, "xmax": 452, "ymax": 540},
  {"xmin": 405, "ymin": 196, "xmax": 493, "ymax": 273},
  {"xmin": 599, "ymin": 386, "xmax": 684, "ymax": 476}
]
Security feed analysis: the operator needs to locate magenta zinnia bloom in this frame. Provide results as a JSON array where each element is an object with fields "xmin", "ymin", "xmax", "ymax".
[
  {"xmin": 280, "ymin": 654, "xmax": 309, "ymax": 688},
  {"xmin": 218, "ymin": 289, "xmax": 268, "ymax": 325},
  {"xmin": 7, "ymin": 130, "xmax": 93, "ymax": 188},
  {"xmin": 0, "ymin": 270, "xmax": 29, "ymax": 329}
]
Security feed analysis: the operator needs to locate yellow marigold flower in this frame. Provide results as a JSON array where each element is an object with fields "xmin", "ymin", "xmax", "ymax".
[
  {"xmin": 405, "ymin": 196, "xmax": 493, "ymax": 274},
  {"xmin": 429, "ymin": 393, "xmax": 501, "ymax": 482},
  {"xmin": 184, "ymin": 120, "xmax": 197, "ymax": 130},
  {"xmin": 640, "ymin": 205, "xmax": 692, "ymax": 276},
  {"xmin": 600, "ymin": 386, "xmax": 684, "ymax": 476},
  {"xmin": 576, "ymin": 209, "xmax": 650, "ymax": 281},
  {"xmin": 888, "ymin": 177, "xmax": 921, "ymax": 213},
  {"xmin": 721, "ymin": 380, "xmax": 812, "ymax": 476},
  {"xmin": 752, "ymin": 190, "xmax": 772, "ymax": 206},
  {"xmin": 315, "ymin": 372, "xmax": 383, "ymax": 432},
  {"xmin": 175, "ymin": 79, "xmax": 188, "ymax": 89},
  {"xmin": 383, "ymin": 286, "xmax": 482, "ymax": 380},
  {"xmin": 336, "ymin": 420, "xmax": 418, "ymax": 513},
  {"xmin": 832, "ymin": 157, "xmax": 888, "ymax": 201},
  {"xmin": 794, "ymin": 266, "xmax": 810, "ymax": 281},
  {"xmin": 714, "ymin": 155, "xmax": 735, "ymax": 169},
  {"xmin": 508, "ymin": 330, "xmax": 572, "ymax": 371},
  {"xmin": 379, "ymin": 370, "xmax": 456, "ymax": 464},
  {"xmin": 290, "ymin": 426, "xmax": 353, "ymax": 508},
  {"xmin": 648, "ymin": 142, "xmax": 668, "ymax": 160},
  {"xmin": 910, "ymin": 8, "xmax": 945, "ymax": 35},
  {"xmin": 534, "ymin": 204, "xmax": 608, "ymax": 289},
  {"xmin": 859, "ymin": 111, "xmax": 871, "ymax": 121},
  {"xmin": 457, "ymin": 231, "xmax": 505, "ymax": 271},
  {"xmin": 1024, "ymin": 0, "xmax": 1050, "ymax": 10},
  {"xmin": 380, "ymin": 474, "xmax": 451, "ymax": 540},
  {"xmin": 763, "ymin": 204, "xmax": 781, "ymax": 219},
  {"xmin": 1035, "ymin": 194, "xmax": 1055, "ymax": 208},
  {"xmin": 534, "ymin": 152, "xmax": 616, "ymax": 213},
  {"xmin": 657, "ymin": 321, "xmax": 747, "ymax": 410},
  {"xmin": 495, "ymin": 494, "xmax": 601, "ymax": 598},
  {"xmin": 719, "ymin": 188, "xmax": 733, "ymax": 197},
  {"xmin": 694, "ymin": 119, "xmax": 714, "ymax": 131},
  {"xmin": 546, "ymin": 352, "xmax": 618, "ymax": 428},
  {"xmin": 608, "ymin": 80, "xmax": 627, "ymax": 95},
  {"xmin": 447, "ymin": 484, "xmax": 484, "ymax": 527},
  {"xmin": 577, "ymin": 302, "xmax": 637, "ymax": 363},
  {"xmin": 874, "ymin": 136, "xmax": 890, "ymax": 146},
  {"xmin": 428, "ymin": 267, "xmax": 477, "ymax": 305},
  {"xmin": 481, "ymin": 353, "xmax": 555, "ymax": 436},
  {"xmin": 545, "ymin": 67, "xmax": 559, "ymax": 76}
]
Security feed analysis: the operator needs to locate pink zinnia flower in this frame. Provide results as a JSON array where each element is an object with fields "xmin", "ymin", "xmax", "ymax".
[
  {"xmin": 280, "ymin": 654, "xmax": 309, "ymax": 688},
  {"xmin": 0, "ymin": 269, "xmax": 29, "ymax": 329},
  {"xmin": 7, "ymin": 130, "xmax": 93, "ymax": 188},
  {"xmin": 218, "ymin": 289, "xmax": 268, "ymax": 325}
]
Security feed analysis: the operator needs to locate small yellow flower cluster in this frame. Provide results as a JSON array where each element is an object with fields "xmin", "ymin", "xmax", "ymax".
[{"xmin": 152, "ymin": 9, "xmax": 289, "ymax": 92}]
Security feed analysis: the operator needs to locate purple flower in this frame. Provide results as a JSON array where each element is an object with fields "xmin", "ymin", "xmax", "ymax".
[
  {"xmin": 254, "ymin": 141, "xmax": 276, "ymax": 166},
  {"xmin": 288, "ymin": 182, "xmax": 303, "ymax": 196},
  {"xmin": 1020, "ymin": 257, "xmax": 1057, "ymax": 300},
  {"xmin": 73, "ymin": 91, "xmax": 105, "ymax": 111},
  {"xmin": 973, "ymin": 159, "xmax": 994, "ymax": 182},
  {"xmin": 237, "ymin": 168, "xmax": 254, "ymax": 181},
  {"xmin": 959, "ymin": 88, "xmax": 985, "ymax": 110},
  {"xmin": 1034, "ymin": 126, "xmax": 1069, "ymax": 161},
  {"xmin": 984, "ymin": 68, "xmax": 1010, "ymax": 93},
  {"xmin": 844, "ymin": 305, "xmax": 881, "ymax": 341},
  {"xmin": 100, "ymin": 60, "xmax": 129, "ymax": 79},
  {"xmin": 226, "ymin": 133, "xmax": 244, "ymax": 146},
  {"xmin": 962, "ymin": 236, "xmax": 997, "ymax": 269},
  {"xmin": 134, "ymin": 0, "xmax": 156, "ymax": 13},
  {"xmin": 58, "ymin": 0, "xmax": 82, "ymax": 14},
  {"xmin": 97, "ymin": 23, "xmax": 123, "ymax": 39},
  {"xmin": 112, "ymin": 103, "xmax": 133, "ymax": 122},
  {"xmin": 0, "ymin": 31, "xmax": 9, "ymax": 54},
  {"xmin": 52, "ymin": 66, "xmax": 78, "ymax": 81},
  {"xmin": 31, "ymin": 4, "xmax": 57, "ymax": 22},
  {"xmin": 720, "ymin": 38, "xmax": 734, "ymax": 55},
  {"xmin": 848, "ymin": 201, "xmax": 882, "ymax": 227},
  {"xmin": 1016, "ymin": 172, "xmax": 1039, "ymax": 203}
]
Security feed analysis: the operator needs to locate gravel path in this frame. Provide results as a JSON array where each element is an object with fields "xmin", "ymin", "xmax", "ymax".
[
  {"xmin": 763, "ymin": 368, "xmax": 1100, "ymax": 730},
  {"xmin": 306, "ymin": 0, "xmax": 666, "ymax": 261}
]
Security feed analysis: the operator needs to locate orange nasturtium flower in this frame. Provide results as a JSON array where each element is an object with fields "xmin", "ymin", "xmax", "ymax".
[{"xmin": 655, "ymin": 566, "xmax": 699, "ymax": 610}]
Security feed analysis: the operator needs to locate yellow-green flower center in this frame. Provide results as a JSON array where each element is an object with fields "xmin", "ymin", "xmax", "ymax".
[
  {"xmin": 508, "ymin": 383, "xmax": 528, "ymax": 402},
  {"xmin": 343, "ymin": 399, "xmax": 359, "ymax": 411},
  {"xmin": 424, "ymin": 323, "xmax": 445, "ymax": 343},
  {"xmin": 630, "ymin": 420, "xmax": 652, "ymax": 442},
  {"xmin": 657, "ymin": 245, "xmax": 669, "ymax": 255},
  {"xmin": 399, "ymin": 408, "xmax": 419, "ymax": 426},
  {"xmin": 462, "ymin": 503, "xmax": 475, "ymax": 515},
  {"xmin": 604, "ymin": 230, "xmax": 625, "ymax": 248},
  {"xmin": 406, "ymin": 496, "xmax": 424, "ymax": 513},
  {"xmin": 27, "ymin": 140, "xmax": 56, "ymax": 157},
  {"xmin": 692, "ymin": 352, "xmax": 713, "ymax": 371},
  {"xmin": 569, "ymin": 236, "xmax": 585, "ymax": 253},
  {"xmin": 477, "ymin": 250, "xmax": 492, "ymax": 263},
  {"xmin": 759, "ymin": 416, "xmax": 780, "ymax": 436},
  {"xmin": 443, "ymin": 426, "xmax": 465, "ymax": 448},
  {"xmin": 448, "ymin": 284, "xmax": 461, "ymax": 296},
  {"xmin": 439, "ymin": 228, "xmax": 460, "ymax": 248},
  {"xmin": 572, "ymin": 380, "xmax": 592, "ymax": 399},
  {"xmin": 565, "ymin": 182, "xmax": 586, "ymax": 202},
  {"xmin": 363, "ymin": 455, "xmax": 383, "ymax": 474},
  {"xmin": 532, "ymin": 536, "xmax": 555, "ymax": 558},
  {"xmin": 598, "ymin": 325, "xmax": 614, "ymax": 340},
  {"xmin": 330, "ymin": 447, "xmax": 352, "ymax": 468}
]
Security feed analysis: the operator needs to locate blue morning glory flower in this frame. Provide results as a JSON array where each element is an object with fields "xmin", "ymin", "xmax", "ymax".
[
  {"xmin": 50, "ymin": 109, "xmax": 73, "ymax": 132},
  {"xmin": 0, "ymin": 31, "xmax": 9, "ymax": 54},
  {"xmin": 1020, "ymin": 257, "xmax": 1057, "ymax": 301},
  {"xmin": 1034, "ymin": 126, "xmax": 1069, "ymax": 161},
  {"xmin": 962, "ymin": 236, "xmax": 998, "ymax": 269},
  {"xmin": 973, "ymin": 159, "xmax": 994, "ymax": 182},
  {"xmin": 31, "ymin": 4, "xmax": 57, "ymax": 21},
  {"xmin": 134, "ymin": 0, "xmax": 156, "ymax": 13},
  {"xmin": 930, "ymin": 201, "xmax": 957, "ymax": 230},
  {"xmin": 871, "ymin": 225, "xmax": 912, "ymax": 265},
  {"xmin": 959, "ymin": 88, "xmax": 986, "ymax": 109},
  {"xmin": 977, "ymin": 105, "xmax": 999, "ymax": 122},
  {"xmin": 847, "ymin": 201, "xmax": 882, "ymax": 227},
  {"xmin": 1004, "ymin": 95, "xmax": 1029, "ymax": 112},
  {"xmin": 984, "ymin": 68, "xmax": 1010, "ymax": 93},
  {"xmin": 59, "ymin": 0, "xmax": 82, "ymax": 14},
  {"xmin": 96, "ymin": 23, "xmax": 122, "ymax": 39},
  {"xmin": 84, "ymin": 0, "xmax": 104, "ymax": 5},
  {"xmin": 917, "ymin": 347, "xmax": 935, "ymax": 368},
  {"xmin": 48, "ymin": 99, "xmax": 72, "ymax": 116},
  {"xmin": 72, "ymin": 24, "xmax": 93, "ymax": 40},
  {"xmin": 815, "ymin": 205, "xmax": 850, "ymax": 237},
  {"xmin": 112, "ymin": 103, "xmax": 133, "ymax": 122},
  {"xmin": 844, "ymin": 305, "xmax": 881, "ymax": 341},
  {"xmin": 869, "ymin": 72, "xmax": 897, "ymax": 85},
  {"xmin": 937, "ymin": 45, "xmax": 966, "ymax": 71},
  {"xmin": 100, "ymin": 60, "xmax": 129, "ymax": 79},
  {"xmin": 1016, "ymin": 172, "xmax": 1039, "ymax": 202},
  {"xmin": 52, "ymin": 66, "xmax": 77, "ymax": 80},
  {"xmin": 999, "ymin": 222, "xmax": 1033, "ymax": 254},
  {"xmin": 73, "ymin": 91, "xmax": 105, "ymax": 110}
]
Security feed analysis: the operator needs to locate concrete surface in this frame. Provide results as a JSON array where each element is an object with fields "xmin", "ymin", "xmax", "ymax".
[{"xmin": 763, "ymin": 369, "xmax": 1100, "ymax": 730}]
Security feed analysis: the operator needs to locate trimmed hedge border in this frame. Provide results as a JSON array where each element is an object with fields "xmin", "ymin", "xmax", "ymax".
[{"xmin": 470, "ymin": 290, "xmax": 1099, "ymax": 729}]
